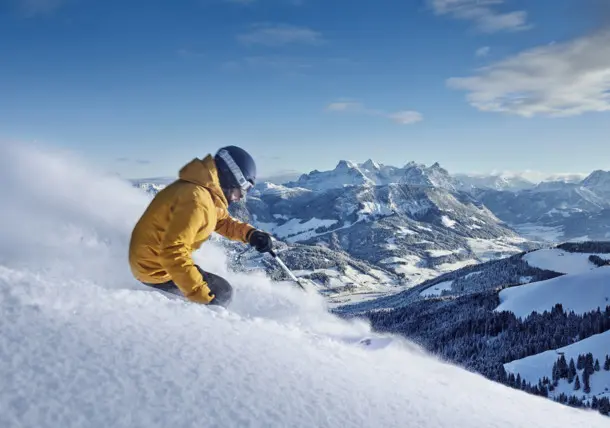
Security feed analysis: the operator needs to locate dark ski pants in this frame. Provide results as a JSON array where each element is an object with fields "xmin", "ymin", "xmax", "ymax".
[{"xmin": 143, "ymin": 266, "xmax": 233, "ymax": 308}]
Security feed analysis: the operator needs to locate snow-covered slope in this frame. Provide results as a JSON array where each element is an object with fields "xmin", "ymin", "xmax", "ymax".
[
  {"xmin": 504, "ymin": 331, "xmax": 610, "ymax": 406},
  {"xmin": 496, "ymin": 266, "xmax": 610, "ymax": 318},
  {"xmin": 496, "ymin": 248, "xmax": 610, "ymax": 318},
  {"xmin": 336, "ymin": 243, "xmax": 610, "ymax": 416},
  {"xmin": 2, "ymin": 142, "xmax": 608, "ymax": 427},
  {"xmin": 522, "ymin": 248, "xmax": 610, "ymax": 275}
]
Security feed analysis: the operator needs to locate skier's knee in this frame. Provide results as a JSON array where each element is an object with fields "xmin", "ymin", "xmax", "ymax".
[{"xmin": 197, "ymin": 267, "xmax": 233, "ymax": 308}]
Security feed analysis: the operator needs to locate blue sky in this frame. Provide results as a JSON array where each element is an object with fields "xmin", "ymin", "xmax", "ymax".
[{"xmin": 2, "ymin": 0, "xmax": 609, "ymax": 180}]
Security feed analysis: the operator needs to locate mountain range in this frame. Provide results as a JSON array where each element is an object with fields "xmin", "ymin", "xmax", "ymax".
[{"xmin": 281, "ymin": 159, "xmax": 610, "ymax": 243}]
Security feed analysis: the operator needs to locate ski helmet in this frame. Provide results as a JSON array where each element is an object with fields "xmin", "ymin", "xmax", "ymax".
[{"xmin": 214, "ymin": 145, "xmax": 257, "ymax": 198}]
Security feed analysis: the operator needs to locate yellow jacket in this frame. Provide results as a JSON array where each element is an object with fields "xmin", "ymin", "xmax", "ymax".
[{"xmin": 129, "ymin": 155, "xmax": 255, "ymax": 303}]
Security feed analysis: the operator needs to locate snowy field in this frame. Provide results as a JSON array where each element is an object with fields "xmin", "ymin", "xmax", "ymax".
[
  {"xmin": 495, "ymin": 248, "xmax": 610, "ymax": 318},
  {"xmin": 505, "ymin": 331, "xmax": 610, "ymax": 403},
  {"xmin": 513, "ymin": 223, "xmax": 565, "ymax": 243},
  {"xmin": 1, "ymin": 142, "xmax": 608, "ymax": 428},
  {"xmin": 420, "ymin": 280, "xmax": 453, "ymax": 297},
  {"xmin": 496, "ymin": 265, "xmax": 610, "ymax": 318},
  {"xmin": 523, "ymin": 248, "xmax": 610, "ymax": 274}
]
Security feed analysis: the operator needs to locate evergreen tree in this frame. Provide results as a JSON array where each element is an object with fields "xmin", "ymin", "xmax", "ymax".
[
  {"xmin": 594, "ymin": 358, "xmax": 600, "ymax": 371},
  {"xmin": 604, "ymin": 355, "xmax": 610, "ymax": 371},
  {"xmin": 584, "ymin": 353, "xmax": 595, "ymax": 376},
  {"xmin": 557, "ymin": 355, "xmax": 569, "ymax": 379},
  {"xmin": 577, "ymin": 354, "xmax": 585, "ymax": 370},
  {"xmin": 591, "ymin": 396, "xmax": 599, "ymax": 410},
  {"xmin": 568, "ymin": 359, "xmax": 576, "ymax": 383},
  {"xmin": 573, "ymin": 374, "xmax": 580, "ymax": 390},
  {"xmin": 552, "ymin": 361, "xmax": 559, "ymax": 382},
  {"xmin": 599, "ymin": 397, "xmax": 610, "ymax": 416},
  {"xmin": 583, "ymin": 370, "xmax": 591, "ymax": 394}
]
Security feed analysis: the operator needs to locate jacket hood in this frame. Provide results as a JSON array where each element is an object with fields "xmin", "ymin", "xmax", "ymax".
[{"xmin": 178, "ymin": 155, "xmax": 228, "ymax": 207}]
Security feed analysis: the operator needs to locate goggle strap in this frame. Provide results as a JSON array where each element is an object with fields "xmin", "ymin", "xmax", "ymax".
[{"xmin": 217, "ymin": 149, "xmax": 252, "ymax": 192}]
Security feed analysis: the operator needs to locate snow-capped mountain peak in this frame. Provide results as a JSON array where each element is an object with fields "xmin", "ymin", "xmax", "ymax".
[
  {"xmin": 400, "ymin": 162, "xmax": 457, "ymax": 191},
  {"xmin": 581, "ymin": 170, "xmax": 610, "ymax": 196},
  {"xmin": 287, "ymin": 160, "xmax": 374, "ymax": 191},
  {"xmin": 335, "ymin": 159, "xmax": 358, "ymax": 170},
  {"xmin": 360, "ymin": 158, "xmax": 380, "ymax": 171}
]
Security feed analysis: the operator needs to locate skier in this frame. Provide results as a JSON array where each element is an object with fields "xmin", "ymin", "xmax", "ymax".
[{"xmin": 128, "ymin": 145, "xmax": 273, "ymax": 307}]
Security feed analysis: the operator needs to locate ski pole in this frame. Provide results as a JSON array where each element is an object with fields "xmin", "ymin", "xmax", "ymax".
[{"xmin": 269, "ymin": 250, "xmax": 306, "ymax": 291}]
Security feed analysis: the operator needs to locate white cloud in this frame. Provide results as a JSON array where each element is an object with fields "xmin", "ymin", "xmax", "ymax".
[
  {"xmin": 475, "ymin": 46, "xmax": 490, "ymax": 57},
  {"xmin": 447, "ymin": 29, "xmax": 610, "ymax": 117},
  {"xmin": 326, "ymin": 101, "xmax": 423, "ymax": 125},
  {"xmin": 429, "ymin": 0, "xmax": 531, "ymax": 33},
  {"xmin": 326, "ymin": 102, "xmax": 363, "ymax": 112},
  {"xmin": 237, "ymin": 23, "xmax": 323, "ymax": 46},
  {"xmin": 388, "ymin": 111, "xmax": 424, "ymax": 124}
]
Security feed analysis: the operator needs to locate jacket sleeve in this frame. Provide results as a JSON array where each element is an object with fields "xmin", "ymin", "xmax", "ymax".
[
  {"xmin": 215, "ymin": 209, "xmax": 255, "ymax": 243},
  {"xmin": 159, "ymin": 193, "xmax": 215, "ymax": 304}
]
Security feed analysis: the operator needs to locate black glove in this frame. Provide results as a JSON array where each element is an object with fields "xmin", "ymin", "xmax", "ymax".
[{"xmin": 247, "ymin": 229, "xmax": 273, "ymax": 253}]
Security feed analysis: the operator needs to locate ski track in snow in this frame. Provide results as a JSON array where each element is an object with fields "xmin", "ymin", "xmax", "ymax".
[{"xmin": 0, "ymin": 142, "xmax": 608, "ymax": 428}]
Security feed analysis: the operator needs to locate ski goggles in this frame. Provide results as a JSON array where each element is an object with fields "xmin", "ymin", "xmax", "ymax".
[{"xmin": 217, "ymin": 149, "xmax": 254, "ymax": 194}]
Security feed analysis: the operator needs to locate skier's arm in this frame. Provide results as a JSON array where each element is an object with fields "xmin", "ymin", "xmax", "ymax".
[
  {"xmin": 159, "ymin": 193, "xmax": 215, "ymax": 304},
  {"xmin": 215, "ymin": 210, "xmax": 255, "ymax": 243}
]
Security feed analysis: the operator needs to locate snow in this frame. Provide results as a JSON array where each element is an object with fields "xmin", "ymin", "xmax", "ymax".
[
  {"xmin": 253, "ymin": 217, "xmax": 338, "ymax": 243},
  {"xmin": 379, "ymin": 256, "xmax": 414, "ymax": 265},
  {"xmin": 466, "ymin": 237, "xmax": 526, "ymax": 261},
  {"xmin": 358, "ymin": 200, "xmax": 394, "ymax": 221},
  {"xmin": 396, "ymin": 225, "xmax": 417, "ymax": 235},
  {"xmin": 496, "ymin": 266, "xmax": 610, "ymax": 318},
  {"xmin": 1, "ymin": 141, "xmax": 608, "ymax": 428},
  {"xmin": 427, "ymin": 249, "xmax": 457, "ymax": 257},
  {"xmin": 378, "ymin": 255, "xmax": 439, "ymax": 284},
  {"xmin": 437, "ymin": 259, "xmax": 479, "ymax": 272},
  {"xmin": 252, "ymin": 182, "xmax": 312, "ymax": 199},
  {"xmin": 441, "ymin": 215, "xmax": 456, "ymax": 228},
  {"xmin": 505, "ymin": 331, "xmax": 610, "ymax": 403},
  {"xmin": 420, "ymin": 280, "xmax": 453, "ymax": 297},
  {"xmin": 513, "ymin": 223, "xmax": 565, "ymax": 243},
  {"xmin": 291, "ymin": 160, "xmax": 375, "ymax": 191},
  {"xmin": 523, "ymin": 248, "xmax": 610, "ymax": 275},
  {"xmin": 470, "ymin": 216, "xmax": 486, "ymax": 224}
]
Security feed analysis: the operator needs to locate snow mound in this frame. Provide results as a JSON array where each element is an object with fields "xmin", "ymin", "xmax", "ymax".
[{"xmin": 0, "ymin": 141, "xmax": 608, "ymax": 428}]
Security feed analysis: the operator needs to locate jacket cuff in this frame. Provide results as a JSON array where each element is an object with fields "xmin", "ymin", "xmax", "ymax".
[{"xmin": 245, "ymin": 227, "xmax": 256, "ymax": 241}]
